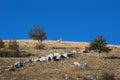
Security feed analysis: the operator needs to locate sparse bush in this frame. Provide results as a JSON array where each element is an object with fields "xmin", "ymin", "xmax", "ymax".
[
  {"xmin": 19, "ymin": 53, "xmax": 35, "ymax": 57},
  {"xmin": 0, "ymin": 39, "xmax": 6, "ymax": 57},
  {"xmin": 8, "ymin": 40, "xmax": 19, "ymax": 51},
  {"xmin": 101, "ymin": 73, "xmax": 116, "ymax": 80},
  {"xmin": 51, "ymin": 47, "xmax": 66, "ymax": 49},
  {"xmin": 86, "ymin": 35, "xmax": 111, "ymax": 53},
  {"xmin": 35, "ymin": 43, "xmax": 45, "ymax": 49},
  {"xmin": 8, "ymin": 40, "xmax": 19, "ymax": 56},
  {"xmin": 0, "ymin": 50, "xmax": 7, "ymax": 57},
  {"xmin": 0, "ymin": 49, "xmax": 20, "ymax": 57},
  {"xmin": 0, "ymin": 39, "xmax": 5, "ymax": 49},
  {"xmin": 1, "ymin": 40, "xmax": 20, "ymax": 57},
  {"xmin": 83, "ymin": 75, "xmax": 97, "ymax": 80}
]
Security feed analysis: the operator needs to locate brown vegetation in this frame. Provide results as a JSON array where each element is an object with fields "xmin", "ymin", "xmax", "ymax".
[{"xmin": 0, "ymin": 40, "xmax": 120, "ymax": 80}]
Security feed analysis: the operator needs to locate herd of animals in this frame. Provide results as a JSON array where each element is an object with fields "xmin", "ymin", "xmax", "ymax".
[
  {"xmin": 4, "ymin": 48, "xmax": 119, "ymax": 80},
  {"xmin": 2, "ymin": 40, "xmax": 119, "ymax": 80},
  {"xmin": 6, "ymin": 52, "xmax": 75, "ymax": 72},
  {"xmin": 5, "ymin": 39, "xmax": 89, "ymax": 73},
  {"xmin": 6, "ymin": 48, "xmax": 90, "ymax": 72}
]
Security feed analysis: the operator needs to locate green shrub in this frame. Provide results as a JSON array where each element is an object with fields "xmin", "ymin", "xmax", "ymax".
[
  {"xmin": 28, "ymin": 24, "xmax": 47, "ymax": 50},
  {"xmin": 28, "ymin": 24, "xmax": 47, "ymax": 41},
  {"xmin": 86, "ymin": 35, "xmax": 111, "ymax": 53}
]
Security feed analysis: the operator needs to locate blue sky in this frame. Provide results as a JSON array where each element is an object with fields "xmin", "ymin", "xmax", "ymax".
[{"xmin": 0, "ymin": 0, "xmax": 120, "ymax": 45}]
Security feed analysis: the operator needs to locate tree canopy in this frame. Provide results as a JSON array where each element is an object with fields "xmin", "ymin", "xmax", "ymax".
[
  {"xmin": 86, "ymin": 35, "xmax": 111, "ymax": 53},
  {"xmin": 28, "ymin": 24, "xmax": 47, "ymax": 41}
]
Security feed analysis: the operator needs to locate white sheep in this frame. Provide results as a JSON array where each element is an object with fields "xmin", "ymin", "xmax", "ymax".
[
  {"xmin": 81, "ymin": 62, "xmax": 87, "ymax": 69},
  {"xmin": 80, "ymin": 49, "xmax": 89, "ymax": 53},
  {"xmin": 53, "ymin": 53, "xmax": 61, "ymax": 61},
  {"xmin": 73, "ymin": 62, "xmax": 87, "ymax": 69},
  {"xmin": 61, "ymin": 53, "xmax": 69, "ymax": 58},
  {"xmin": 46, "ymin": 54, "xmax": 54, "ymax": 62},
  {"xmin": 39, "ymin": 56, "xmax": 47, "ymax": 62},
  {"xmin": 7, "ymin": 62, "xmax": 23, "ymax": 72},
  {"xmin": 25, "ymin": 58, "xmax": 34, "ymax": 63},
  {"xmin": 67, "ymin": 52, "xmax": 74, "ymax": 57},
  {"xmin": 56, "ymin": 39, "xmax": 62, "ymax": 43},
  {"xmin": 72, "ymin": 50, "xmax": 77, "ymax": 53},
  {"xmin": 73, "ymin": 62, "xmax": 81, "ymax": 67},
  {"xmin": 23, "ymin": 58, "xmax": 33, "ymax": 64},
  {"xmin": 7, "ymin": 65, "xmax": 16, "ymax": 72},
  {"xmin": 33, "ymin": 58, "xmax": 39, "ymax": 63},
  {"xmin": 61, "ymin": 53, "xmax": 68, "ymax": 58},
  {"xmin": 61, "ymin": 52, "xmax": 73, "ymax": 58},
  {"xmin": 14, "ymin": 62, "xmax": 23, "ymax": 68}
]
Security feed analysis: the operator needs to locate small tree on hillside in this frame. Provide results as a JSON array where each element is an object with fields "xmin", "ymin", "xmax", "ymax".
[
  {"xmin": 7, "ymin": 40, "xmax": 19, "ymax": 57},
  {"xmin": 86, "ymin": 35, "xmax": 111, "ymax": 53},
  {"xmin": 8, "ymin": 40, "xmax": 19, "ymax": 51},
  {"xmin": 28, "ymin": 24, "xmax": 47, "ymax": 49},
  {"xmin": 0, "ymin": 39, "xmax": 5, "ymax": 50},
  {"xmin": 0, "ymin": 39, "xmax": 6, "ymax": 57}
]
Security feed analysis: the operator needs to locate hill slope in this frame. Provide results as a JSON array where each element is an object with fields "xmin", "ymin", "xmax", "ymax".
[{"xmin": 0, "ymin": 40, "xmax": 120, "ymax": 80}]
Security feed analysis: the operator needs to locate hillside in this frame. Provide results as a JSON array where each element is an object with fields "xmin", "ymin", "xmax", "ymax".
[{"xmin": 0, "ymin": 40, "xmax": 120, "ymax": 80}]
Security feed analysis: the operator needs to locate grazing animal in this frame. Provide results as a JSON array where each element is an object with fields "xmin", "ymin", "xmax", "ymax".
[
  {"xmin": 72, "ymin": 50, "xmax": 77, "ymax": 53},
  {"xmin": 7, "ymin": 65, "xmax": 16, "ymax": 72},
  {"xmin": 84, "ymin": 75, "xmax": 97, "ymax": 80},
  {"xmin": 7, "ymin": 62, "xmax": 23, "ymax": 72},
  {"xmin": 67, "ymin": 52, "xmax": 74, "ymax": 57},
  {"xmin": 61, "ymin": 53, "xmax": 69, "ymax": 58},
  {"xmin": 80, "ymin": 49, "xmax": 89, "ymax": 53},
  {"xmin": 53, "ymin": 53, "xmax": 61, "ymax": 61},
  {"xmin": 14, "ymin": 62, "xmax": 23, "ymax": 68},
  {"xmin": 23, "ymin": 58, "xmax": 33, "ymax": 63},
  {"xmin": 61, "ymin": 52, "xmax": 73, "ymax": 59},
  {"xmin": 73, "ymin": 62, "xmax": 81, "ymax": 67},
  {"xmin": 73, "ymin": 62, "xmax": 87, "ymax": 69},
  {"xmin": 39, "ymin": 56, "xmax": 47, "ymax": 62},
  {"xmin": 56, "ymin": 39, "xmax": 62, "ymax": 43},
  {"xmin": 6, "ymin": 51, "xmax": 76, "ymax": 72},
  {"xmin": 33, "ymin": 58, "xmax": 39, "ymax": 63},
  {"xmin": 46, "ymin": 54, "xmax": 54, "ymax": 62}
]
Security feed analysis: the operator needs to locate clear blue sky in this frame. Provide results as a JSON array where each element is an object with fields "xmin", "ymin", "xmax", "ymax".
[{"xmin": 0, "ymin": 0, "xmax": 120, "ymax": 45}]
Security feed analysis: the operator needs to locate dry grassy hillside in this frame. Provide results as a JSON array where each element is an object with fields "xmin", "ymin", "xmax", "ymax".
[{"xmin": 0, "ymin": 40, "xmax": 120, "ymax": 80}]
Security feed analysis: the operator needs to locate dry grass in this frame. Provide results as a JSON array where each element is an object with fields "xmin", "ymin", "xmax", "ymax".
[{"xmin": 0, "ymin": 40, "xmax": 120, "ymax": 80}]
